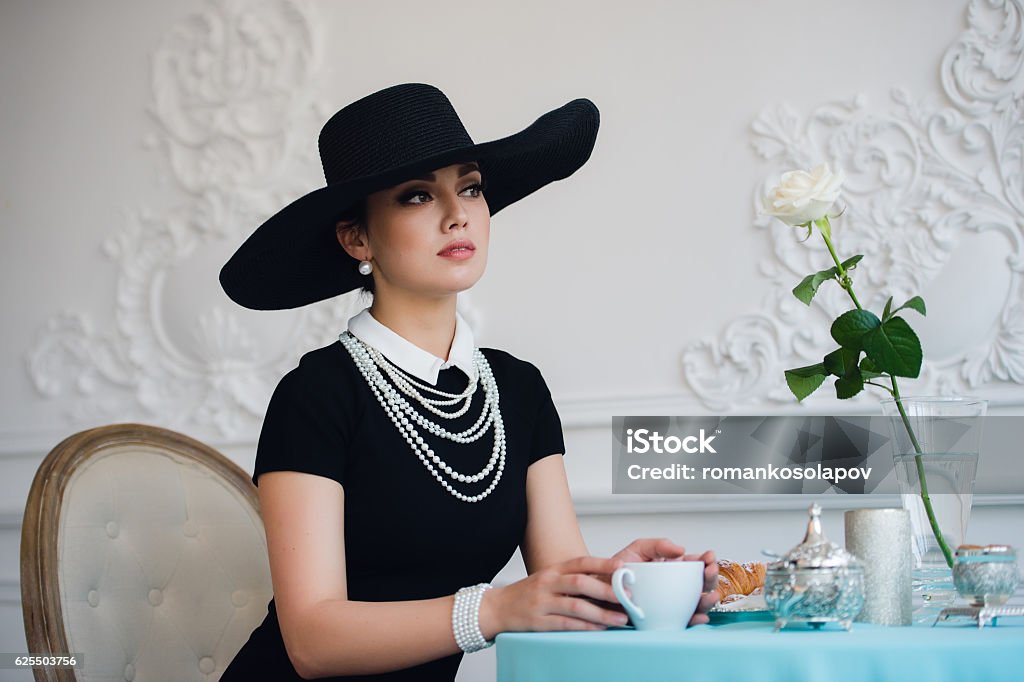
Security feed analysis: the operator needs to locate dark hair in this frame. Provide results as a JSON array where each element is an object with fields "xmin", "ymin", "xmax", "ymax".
[{"xmin": 335, "ymin": 197, "xmax": 374, "ymax": 297}]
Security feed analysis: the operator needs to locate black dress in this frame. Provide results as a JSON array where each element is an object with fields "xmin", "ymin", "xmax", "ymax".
[{"xmin": 220, "ymin": 339, "xmax": 565, "ymax": 681}]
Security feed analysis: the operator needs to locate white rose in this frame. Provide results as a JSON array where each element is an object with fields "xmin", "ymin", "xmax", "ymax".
[{"xmin": 762, "ymin": 164, "xmax": 844, "ymax": 227}]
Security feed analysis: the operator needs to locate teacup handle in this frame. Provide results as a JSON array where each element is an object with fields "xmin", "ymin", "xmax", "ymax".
[{"xmin": 611, "ymin": 567, "xmax": 644, "ymax": 622}]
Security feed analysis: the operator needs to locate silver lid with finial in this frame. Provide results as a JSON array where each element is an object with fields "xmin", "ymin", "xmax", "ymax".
[{"xmin": 769, "ymin": 503, "xmax": 863, "ymax": 570}]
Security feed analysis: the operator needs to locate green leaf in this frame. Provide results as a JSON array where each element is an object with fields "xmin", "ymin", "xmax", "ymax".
[
  {"xmin": 840, "ymin": 255, "xmax": 864, "ymax": 272},
  {"xmin": 825, "ymin": 346, "xmax": 865, "ymax": 399},
  {"xmin": 835, "ymin": 367, "xmax": 865, "ymax": 399},
  {"xmin": 892, "ymin": 295, "xmax": 926, "ymax": 317},
  {"xmin": 792, "ymin": 266, "xmax": 839, "ymax": 306},
  {"xmin": 823, "ymin": 347, "xmax": 859, "ymax": 377},
  {"xmin": 858, "ymin": 356, "xmax": 886, "ymax": 380},
  {"xmin": 882, "ymin": 296, "xmax": 894, "ymax": 322},
  {"xmin": 791, "ymin": 255, "xmax": 866, "ymax": 306},
  {"xmin": 785, "ymin": 363, "xmax": 828, "ymax": 401},
  {"xmin": 830, "ymin": 310, "xmax": 882, "ymax": 350},
  {"xmin": 862, "ymin": 316, "xmax": 923, "ymax": 378}
]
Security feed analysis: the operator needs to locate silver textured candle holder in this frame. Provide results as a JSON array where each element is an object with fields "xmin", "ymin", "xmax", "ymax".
[{"xmin": 844, "ymin": 508, "xmax": 912, "ymax": 626}]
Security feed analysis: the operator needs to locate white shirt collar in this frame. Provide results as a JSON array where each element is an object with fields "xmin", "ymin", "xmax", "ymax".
[{"xmin": 345, "ymin": 307, "xmax": 477, "ymax": 384}]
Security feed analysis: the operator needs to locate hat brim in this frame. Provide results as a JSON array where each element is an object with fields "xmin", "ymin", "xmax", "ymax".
[{"xmin": 219, "ymin": 98, "xmax": 599, "ymax": 310}]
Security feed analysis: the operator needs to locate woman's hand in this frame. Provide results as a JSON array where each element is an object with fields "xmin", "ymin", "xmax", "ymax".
[
  {"xmin": 477, "ymin": 556, "xmax": 630, "ymax": 639},
  {"xmin": 606, "ymin": 538, "xmax": 720, "ymax": 626}
]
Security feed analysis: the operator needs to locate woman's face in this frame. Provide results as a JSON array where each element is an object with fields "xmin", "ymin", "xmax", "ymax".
[{"xmin": 341, "ymin": 161, "xmax": 490, "ymax": 299}]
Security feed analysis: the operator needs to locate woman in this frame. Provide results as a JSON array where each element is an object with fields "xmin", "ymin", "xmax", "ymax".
[{"xmin": 218, "ymin": 83, "xmax": 718, "ymax": 681}]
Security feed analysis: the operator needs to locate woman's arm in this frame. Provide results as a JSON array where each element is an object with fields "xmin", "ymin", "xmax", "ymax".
[
  {"xmin": 519, "ymin": 453, "xmax": 589, "ymax": 573},
  {"xmin": 516, "ymin": 453, "xmax": 719, "ymax": 626},
  {"xmin": 259, "ymin": 471, "xmax": 463, "ymax": 678},
  {"xmin": 262, "ymin": 464, "xmax": 627, "ymax": 678}
]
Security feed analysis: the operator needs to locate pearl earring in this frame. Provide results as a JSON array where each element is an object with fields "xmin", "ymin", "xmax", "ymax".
[{"xmin": 358, "ymin": 260, "xmax": 373, "ymax": 275}]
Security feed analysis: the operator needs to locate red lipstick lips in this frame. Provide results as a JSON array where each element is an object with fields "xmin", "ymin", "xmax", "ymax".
[{"xmin": 438, "ymin": 239, "xmax": 476, "ymax": 259}]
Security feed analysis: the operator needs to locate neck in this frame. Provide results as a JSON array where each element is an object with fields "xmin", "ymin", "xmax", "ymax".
[{"xmin": 368, "ymin": 294, "xmax": 458, "ymax": 362}]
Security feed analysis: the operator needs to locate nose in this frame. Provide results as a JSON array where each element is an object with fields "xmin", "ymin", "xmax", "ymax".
[{"xmin": 441, "ymin": 189, "xmax": 469, "ymax": 232}]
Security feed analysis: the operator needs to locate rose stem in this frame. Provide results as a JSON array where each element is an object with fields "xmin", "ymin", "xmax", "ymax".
[{"xmin": 816, "ymin": 216, "xmax": 953, "ymax": 569}]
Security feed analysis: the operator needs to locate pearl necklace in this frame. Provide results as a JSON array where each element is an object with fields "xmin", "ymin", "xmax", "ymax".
[
  {"xmin": 371, "ymin": 347, "xmax": 479, "ymax": 418},
  {"xmin": 339, "ymin": 331, "xmax": 506, "ymax": 503}
]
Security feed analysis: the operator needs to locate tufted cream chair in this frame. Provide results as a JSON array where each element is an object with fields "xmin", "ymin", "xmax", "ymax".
[{"xmin": 21, "ymin": 423, "xmax": 273, "ymax": 682}]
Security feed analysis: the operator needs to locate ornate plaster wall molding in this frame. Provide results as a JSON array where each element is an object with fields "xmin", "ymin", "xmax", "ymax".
[
  {"xmin": 24, "ymin": 0, "xmax": 482, "ymax": 439},
  {"xmin": 683, "ymin": 0, "xmax": 1024, "ymax": 410}
]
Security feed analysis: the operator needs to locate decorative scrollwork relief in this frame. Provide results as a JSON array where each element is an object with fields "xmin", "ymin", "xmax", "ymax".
[
  {"xmin": 683, "ymin": 0, "xmax": 1024, "ymax": 409},
  {"xmin": 25, "ymin": 0, "xmax": 464, "ymax": 438}
]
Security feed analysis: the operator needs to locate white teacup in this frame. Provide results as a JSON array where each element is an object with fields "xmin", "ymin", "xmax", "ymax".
[{"xmin": 611, "ymin": 560, "xmax": 704, "ymax": 631}]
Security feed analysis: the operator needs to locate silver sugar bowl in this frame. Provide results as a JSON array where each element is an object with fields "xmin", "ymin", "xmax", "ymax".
[
  {"xmin": 953, "ymin": 544, "xmax": 1020, "ymax": 607},
  {"xmin": 765, "ymin": 503, "xmax": 865, "ymax": 631}
]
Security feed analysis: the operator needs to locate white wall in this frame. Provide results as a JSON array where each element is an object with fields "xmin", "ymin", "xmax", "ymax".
[{"xmin": 2, "ymin": 1, "xmax": 1022, "ymax": 680}]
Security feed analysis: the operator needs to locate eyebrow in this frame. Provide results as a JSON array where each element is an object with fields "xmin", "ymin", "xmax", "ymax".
[{"xmin": 409, "ymin": 163, "xmax": 481, "ymax": 183}]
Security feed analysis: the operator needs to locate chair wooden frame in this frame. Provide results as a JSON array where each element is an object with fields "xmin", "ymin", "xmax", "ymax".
[{"xmin": 20, "ymin": 423, "xmax": 261, "ymax": 682}]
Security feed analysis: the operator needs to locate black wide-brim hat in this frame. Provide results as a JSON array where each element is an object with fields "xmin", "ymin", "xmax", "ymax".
[{"xmin": 219, "ymin": 82, "xmax": 600, "ymax": 310}]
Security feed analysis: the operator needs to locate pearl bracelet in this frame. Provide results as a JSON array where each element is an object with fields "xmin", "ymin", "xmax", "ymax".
[{"xmin": 452, "ymin": 583, "xmax": 494, "ymax": 653}]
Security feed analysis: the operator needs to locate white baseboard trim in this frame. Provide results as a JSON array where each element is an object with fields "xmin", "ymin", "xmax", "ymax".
[
  {"xmin": 0, "ymin": 579, "xmax": 20, "ymax": 607},
  {"xmin": 3, "ymin": 392, "xmax": 1024, "ymax": 457},
  {"xmin": 2, "ymin": 495, "xmax": 1020, "ymax": 530},
  {"xmin": 0, "ymin": 511, "xmax": 22, "ymax": 530}
]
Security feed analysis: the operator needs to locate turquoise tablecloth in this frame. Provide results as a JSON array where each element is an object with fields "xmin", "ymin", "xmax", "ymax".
[{"xmin": 495, "ymin": 620, "xmax": 1024, "ymax": 682}]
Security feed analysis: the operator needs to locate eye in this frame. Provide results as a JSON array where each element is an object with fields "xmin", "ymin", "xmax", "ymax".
[
  {"xmin": 398, "ymin": 189, "xmax": 432, "ymax": 205},
  {"xmin": 460, "ymin": 182, "xmax": 486, "ymax": 198}
]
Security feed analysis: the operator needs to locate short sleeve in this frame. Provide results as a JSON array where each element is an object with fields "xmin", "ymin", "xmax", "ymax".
[
  {"xmin": 529, "ymin": 365, "xmax": 566, "ymax": 465},
  {"xmin": 251, "ymin": 366, "xmax": 350, "ymax": 488}
]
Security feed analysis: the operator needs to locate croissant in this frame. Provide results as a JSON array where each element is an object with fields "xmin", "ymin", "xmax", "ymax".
[{"xmin": 716, "ymin": 560, "xmax": 766, "ymax": 601}]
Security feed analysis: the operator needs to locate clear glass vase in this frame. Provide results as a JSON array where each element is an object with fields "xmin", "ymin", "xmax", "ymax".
[{"xmin": 879, "ymin": 396, "xmax": 987, "ymax": 623}]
